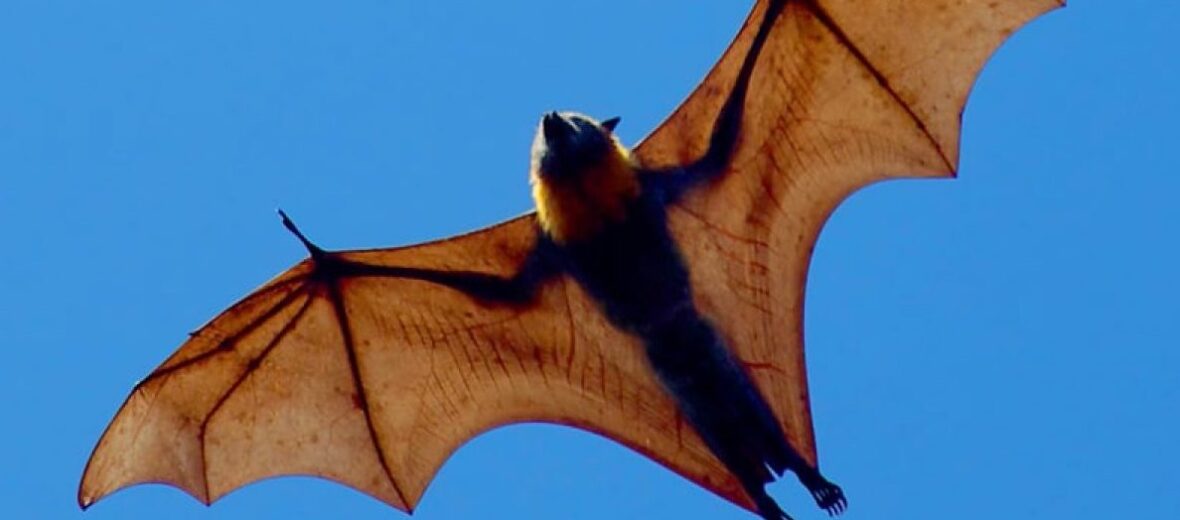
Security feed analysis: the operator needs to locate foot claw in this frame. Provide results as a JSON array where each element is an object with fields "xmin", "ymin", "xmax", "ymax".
[{"xmin": 807, "ymin": 479, "xmax": 846, "ymax": 516}]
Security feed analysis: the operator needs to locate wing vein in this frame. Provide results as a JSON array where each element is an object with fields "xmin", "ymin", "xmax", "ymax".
[
  {"xmin": 561, "ymin": 281, "xmax": 578, "ymax": 378},
  {"xmin": 670, "ymin": 206, "xmax": 768, "ymax": 248},
  {"xmin": 197, "ymin": 288, "xmax": 314, "ymax": 503},
  {"xmin": 138, "ymin": 277, "xmax": 307, "ymax": 388},
  {"xmin": 326, "ymin": 280, "xmax": 410, "ymax": 508},
  {"xmin": 807, "ymin": 0, "xmax": 954, "ymax": 170}
]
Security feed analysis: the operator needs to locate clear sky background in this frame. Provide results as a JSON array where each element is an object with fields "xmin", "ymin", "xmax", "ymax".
[{"xmin": 1, "ymin": 1, "xmax": 1176, "ymax": 519}]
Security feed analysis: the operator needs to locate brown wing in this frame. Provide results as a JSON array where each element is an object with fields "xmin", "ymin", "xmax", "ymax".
[
  {"xmin": 78, "ymin": 215, "xmax": 744, "ymax": 511},
  {"xmin": 80, "ymin": 0, "xmax": 1063, "ymax": 515},
  {"xmin": 635, "ymin": 0, "xmax": 1062, "ymax": 475}
]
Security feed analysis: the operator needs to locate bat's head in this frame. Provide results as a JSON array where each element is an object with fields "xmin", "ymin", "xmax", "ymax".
[
  {"xmin": 530, "ymin": 111, "xmax": 629, "ymax": 181},
  {"xmin": 529, "ymin": 111, "xmax": 640, "ymax": 243}
]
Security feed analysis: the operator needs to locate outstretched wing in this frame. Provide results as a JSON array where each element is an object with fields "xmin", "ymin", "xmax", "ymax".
[
  {"xmin": 80, "ymin": 0, "xmax": 1062, "ymax": 515},
  {"xmin": 79, "ymin": 215, "xmax": 748, "ymax": 511},
  {"xmin": 635, "ymin": 0, "xmax": 1061, "ymax": 471}
]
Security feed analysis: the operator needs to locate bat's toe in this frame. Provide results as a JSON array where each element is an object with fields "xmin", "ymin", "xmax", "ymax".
[{"xmin": 808, "ymin": 479, "xmax": 847, "ymax": 516}]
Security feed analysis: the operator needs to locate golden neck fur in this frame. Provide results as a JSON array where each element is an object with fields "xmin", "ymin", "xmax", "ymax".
[{"xmin": 531, "ymin": 140, "xmax": 640, "ymax": 244}]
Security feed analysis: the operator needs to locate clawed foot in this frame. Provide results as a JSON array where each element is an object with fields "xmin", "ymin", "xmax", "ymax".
[{"xmin": 801, "ymin": 474, "xmax": 847, "ymax": 516}]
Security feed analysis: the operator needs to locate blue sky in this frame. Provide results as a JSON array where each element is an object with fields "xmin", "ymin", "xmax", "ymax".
[{"xmin": 2, "ymin": 1, "xmax": 1177, "ymax": 519}]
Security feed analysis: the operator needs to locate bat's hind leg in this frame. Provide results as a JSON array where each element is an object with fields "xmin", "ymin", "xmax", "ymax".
[
  {"xmin": 643, "ymin": 308, "xmax": 845, "ymax": 519},
  {"xmin": 797, "ymin": 468, "xmax": 846, "ymax": 515}
]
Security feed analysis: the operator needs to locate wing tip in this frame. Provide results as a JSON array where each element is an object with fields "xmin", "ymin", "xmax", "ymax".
[
  {"xmin": 77, "ymin": 478, "xmax": 213, "ymax": 512},
  {"xmin": 77, "ymin": 492, "xmax": 93, "ymax": 511}
]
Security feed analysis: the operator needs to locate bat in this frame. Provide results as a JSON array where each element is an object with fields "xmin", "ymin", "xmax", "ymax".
[{"xmin": 79, "ymin": 0, "xmax": 1062, "ymax": 518}]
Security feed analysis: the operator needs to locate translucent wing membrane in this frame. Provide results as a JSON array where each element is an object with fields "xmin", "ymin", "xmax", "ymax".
[
  {"xmin": 636, "ymin": 0, "xmax": 1061, "ymax": 471},
  {"xmin": 80, "ymin": 216, "xmax": 747, "ymax": 510},
  {"xmin": 81, "ymin": 0, "xmax": 1062, "ymax": 515}
]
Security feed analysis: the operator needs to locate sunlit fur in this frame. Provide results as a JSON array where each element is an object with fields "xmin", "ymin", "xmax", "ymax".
[{"xmin": 529, "ymin": 114, "xmax": 641, "ymax": 244}]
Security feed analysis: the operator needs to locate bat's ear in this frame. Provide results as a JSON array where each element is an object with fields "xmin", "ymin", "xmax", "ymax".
[{"xmin": 601, "ymin": 116, "xmax": 621, "ymax": 133}]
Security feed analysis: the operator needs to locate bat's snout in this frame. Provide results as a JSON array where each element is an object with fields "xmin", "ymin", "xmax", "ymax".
[{"xmin": 542, "ymin": 111, "xmax": 574, "ymax": 145}]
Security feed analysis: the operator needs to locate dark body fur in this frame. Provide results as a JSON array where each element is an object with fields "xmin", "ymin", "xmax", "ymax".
[{"xmin": 543, "ymin": 181, "xmax": 689, "ymax": 334}]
